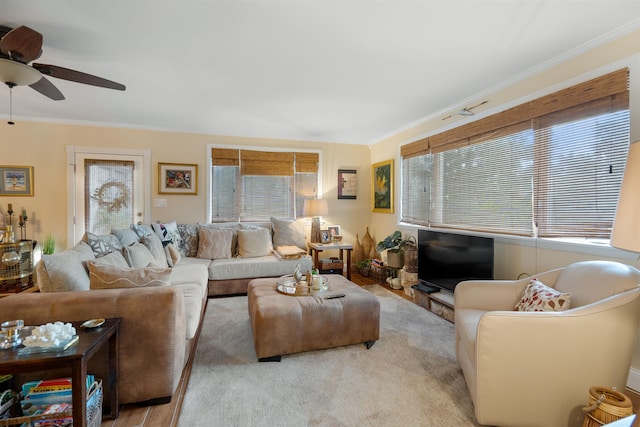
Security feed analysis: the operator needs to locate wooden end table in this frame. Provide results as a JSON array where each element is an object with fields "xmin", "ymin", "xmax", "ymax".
[
  {"xmin": 0, "ymin": 318, "xmax": 120, "ymax": 426},
  {"xmin": 308, "ymin": 242, "xmax": 353, "ymax": 280}
]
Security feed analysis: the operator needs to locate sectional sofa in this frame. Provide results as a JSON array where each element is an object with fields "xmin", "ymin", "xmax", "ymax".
[{"xmin": 0, "ymin": 218, "xmax": 313, "ymax": 405}]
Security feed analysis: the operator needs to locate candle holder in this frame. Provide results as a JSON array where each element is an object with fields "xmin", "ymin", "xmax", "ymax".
[
  {"xmin": 19, "ymin": 215, "xmax": 28, "ymax": 241},
  {"xmin": 6, "ymin": 206, "xmax": 13, "ymax": 227}
]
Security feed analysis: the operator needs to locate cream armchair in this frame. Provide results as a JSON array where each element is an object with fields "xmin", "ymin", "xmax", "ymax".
[{"xmin": 454, "ymin": 260, "xmax": 640, "ymax": 427}]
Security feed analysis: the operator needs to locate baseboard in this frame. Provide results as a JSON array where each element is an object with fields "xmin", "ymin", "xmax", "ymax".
[{"xmin": 628, "ymin": 368, "xmax": 640, "ymax": 393}]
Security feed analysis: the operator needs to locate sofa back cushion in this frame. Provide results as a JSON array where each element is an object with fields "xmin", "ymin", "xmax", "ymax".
[
  {"xmin": 237, "ymin": 226, "xmax": 272, "ymax": 258},
  {"xmin": 93, "ymin": 250, "xmax": 129, "ymax": 268},
  {"xmin": 555, "ymin": 260, "xmax": 640, "ymax": 307},
  {"xmin": 271, "ymin": 217, "xmax": 306, "ymax": 250},
  {"xmin": 140, "ymin": 234, "xmax": 169, "ymax": 267},
  {"xmin": 37, "ymin": 241, "xmax": 95, "ymax": 292},
  {"xmin": 123, "ymin": 242, "xmax": 159, "ymax": 267}
]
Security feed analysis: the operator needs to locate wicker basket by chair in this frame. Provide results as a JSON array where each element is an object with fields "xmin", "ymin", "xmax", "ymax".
[{"xmin": 582, "ymin": 386, "xmax": 633, "ymax": 426}]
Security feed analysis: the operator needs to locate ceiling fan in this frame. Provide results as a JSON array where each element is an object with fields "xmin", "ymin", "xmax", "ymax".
[{"xmin": 0, "ymin": 24, "xmax": 125, "ymax": 101}]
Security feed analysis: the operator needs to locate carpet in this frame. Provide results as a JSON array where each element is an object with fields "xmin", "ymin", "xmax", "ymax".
[{"xmin": 178, "ymin": 285, "xmax": 480, "ymax": 426}]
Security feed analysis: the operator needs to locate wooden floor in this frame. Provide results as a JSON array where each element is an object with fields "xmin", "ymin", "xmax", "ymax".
[{"xmin": 102, "ymin": 273, "xmax": 640, "ymax": 426}]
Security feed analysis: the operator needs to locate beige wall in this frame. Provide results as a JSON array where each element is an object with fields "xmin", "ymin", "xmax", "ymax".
[
  {"xmin": 0, "ymin": 122, "xmax": 371, "ymax": 252},
  {"xmin": 371, "ymin": 29, "xmax": 640, "ymax": 378}
]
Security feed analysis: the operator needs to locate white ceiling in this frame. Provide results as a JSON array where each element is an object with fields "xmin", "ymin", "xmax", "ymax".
[{"xmin": 0, "ymin": 1, "xmax": 639, "ymax": 145}]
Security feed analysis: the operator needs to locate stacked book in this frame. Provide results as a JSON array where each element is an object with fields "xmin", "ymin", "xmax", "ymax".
[{"xmin": 19, "ymin": 375, "xmax": 95, "ymax": 425}]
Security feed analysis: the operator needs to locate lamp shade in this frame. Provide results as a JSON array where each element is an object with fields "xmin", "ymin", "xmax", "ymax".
[
  {"xmin": 611, "ymin": 141, "xmax": 640, "ymax": 253},
  {"xmin": 303, "ymin": 199, "xmax": 328, "ymax": 217}
]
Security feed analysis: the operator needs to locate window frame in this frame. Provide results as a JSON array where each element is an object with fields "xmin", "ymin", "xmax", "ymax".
[{"xmin": 207, "ymin": 145, "xmax": 322, "ymax": 223}]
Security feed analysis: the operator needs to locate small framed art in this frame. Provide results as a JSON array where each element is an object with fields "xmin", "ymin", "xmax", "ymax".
[
  {"xmin": 158, "ymin": 163, "xmax": 197, "ymax": 195},
  {"xmin": 0, "ymin": 166, "xmax": 34, "ymax": 196},
  {"xmin": 327, "ymin": 225, "xmax": 340, "ymax": 237},
  {"xmin": 337, "ymin": 169, "xmax": 357, "ymax": 199},
  {"xmin": 320, "ymin": 230, "xmax": 331, "ymax": 244},
  {"xmin": 372, "ymin": 159, "xmax": 393, "ymax": 213}
]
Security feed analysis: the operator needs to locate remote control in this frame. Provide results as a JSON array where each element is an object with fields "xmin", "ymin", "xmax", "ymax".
[{"xmin": 325, "ymin": 293, "xmax": 345, "ymax": 299}]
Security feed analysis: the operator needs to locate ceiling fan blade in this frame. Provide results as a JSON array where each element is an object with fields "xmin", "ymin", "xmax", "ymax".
[
  {"xmin": 0, "ymin": 25, "xmax": 43, "ymax": 63},
  {"xmin": 32, "ymin": 63, "xmax": 125, "ymax": 91},
  {"xmin": 29, "ymin": 76, "xmax": 65, "ymax": 101}
]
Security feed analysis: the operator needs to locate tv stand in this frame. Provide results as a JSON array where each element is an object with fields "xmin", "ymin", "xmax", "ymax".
[{"xmin": 412, "ymin": 285, "xmax": 454, "ymax": 323}]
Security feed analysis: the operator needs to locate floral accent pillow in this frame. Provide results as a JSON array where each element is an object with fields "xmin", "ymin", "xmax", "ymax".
[{"xmin": 515, "ymin": 279, "xmax": 571, "ymax": 312}]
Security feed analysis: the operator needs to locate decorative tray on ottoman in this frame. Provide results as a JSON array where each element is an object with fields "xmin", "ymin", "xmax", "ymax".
[{"xmin": 276, "ymin": 274, "xmax": 329, "ymax": 296}]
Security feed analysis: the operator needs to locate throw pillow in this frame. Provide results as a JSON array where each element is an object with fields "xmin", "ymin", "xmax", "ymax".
[
  {"xmin": 131, "ymin": 223, "xmax": 155, "ymax": 238},
  {"xmin": 111, "ymin": 228, "xmax": 139, "ymax": 247},
  {"xmin": 39, "ymin": 241, "xmax": 95, "ymax": 292},
  {"xmin": 88, "ymin": 262, "xmax": 172, "ymax": 289},
  {"xmin": 237, "ymin": 227, "xmax": 272, "ymax": 258},
  {"xmin": 122, "ymin": 242, "xmax": 159, "ymax": 268},
  {"xmin": 177, "ymin": 223, "xmax": 199, "ymax": 257},
  {"xmin": 141, "ymin": 234, "xmax": 170, "ymax": 267},
  {"xmin": 165, "ymin": 243, "xmax": 182, "ymax": 267},
  {"xmin": 92, "ymin": 250, "xmax": 129, "ymax": 268},
  {"xmin": 515, "ymin": 279, "xmax": 572, "ymax": 312},
  {"xmin": 153, "ymin": 220, "xmax": 183, "ymax": 247},
  {"xmin": 83, "ymin": 232, "xmax": 122, "ymax": 257},
  {"xmin": 199, "ymin": 223, "xmax": 240, "ymax": 256},
  {"xmin": 197, "ymin": 227, "xmax": 233, "ymax": 260},
  {"xmin": 271, "ymin": 217, "xmax": 306, "ymax": 250}
]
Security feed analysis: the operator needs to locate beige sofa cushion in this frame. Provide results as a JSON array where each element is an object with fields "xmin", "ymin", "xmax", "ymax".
[
  {"xmin": 123, "ymin": 242, "xmax": 158, "ymax": 267},
  {"xmin": 38, "ymin": 241, "xmax": 95, "ymax": 292},
  {"xmin": 141, "ymin": 234, "xmax": 169, "ymax": 267},
  {"xmin": 237, "ymin": 227, "xmax": 272, "ymax": 258},
  {"xmin": 271, "ymin": 217, "xmax": 306, "ymax": 249}
]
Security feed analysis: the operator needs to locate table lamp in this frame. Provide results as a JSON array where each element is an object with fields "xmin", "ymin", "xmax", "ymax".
[
  {"xmin": 303, "ymin": 199, "xmax": 328, "ymax": 243},
  {"xmin": 611, "ymin": 140, "xmax": 640, "ymax": 254}
]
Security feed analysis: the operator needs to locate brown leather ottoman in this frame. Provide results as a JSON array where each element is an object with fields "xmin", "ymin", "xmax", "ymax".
[{"xmin": 248, "ymin": 274, "xmax": 380, "ymax": 361}]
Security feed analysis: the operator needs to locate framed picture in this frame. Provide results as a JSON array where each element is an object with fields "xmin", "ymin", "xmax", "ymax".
[
  {"xmin": 320, "ymin": 229, "xmax": 331, "ymax": 244},
  {"xmin": 327, "ymin": 225, "xmax": 340, "ymax": 237},
  {"xmin": 337, "ymin": 169, "xmax": 357, "ymax": 199},
  {"xmin": 158, "ymin": 163, "xmax": 197, "ymax": 195},
  {"xmin": 0, "ymin": 166, "xmax": 34, "ymax": 196},
  {"xmin": 372, "ymin": 159, "xmax": 393, "ymax": 213}
]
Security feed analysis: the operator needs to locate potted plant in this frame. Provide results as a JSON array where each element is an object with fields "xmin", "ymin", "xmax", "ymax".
[
  {"xmin": 357, "ymin": 259, "xmax": 371, "ymax": 277},
  {"xmin": 376, "ymin": 230, "xmax": 414, "ymax": 269},
  {"xmin": 42, "ymin": 233, "xmax": 55, "ymax": 255}
]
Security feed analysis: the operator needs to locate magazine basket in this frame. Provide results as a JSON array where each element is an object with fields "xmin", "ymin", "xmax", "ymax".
[
  {"xmin": 582, "ymin": 386, "xmax": 632, "ymax": 427},
  {"xmin": 0, "ymin": 378, "xmax": 102, "ymax": 427}
]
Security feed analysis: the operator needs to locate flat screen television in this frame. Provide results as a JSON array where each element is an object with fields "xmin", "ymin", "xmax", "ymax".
[{"xmin": 417, "ymin": 229, "xmax": 494, "ymax": 293}]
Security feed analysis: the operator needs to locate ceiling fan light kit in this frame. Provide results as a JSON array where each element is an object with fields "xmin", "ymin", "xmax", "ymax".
[
  {"xmin": 0, "ymin": 58, "xmax": 40, "ymax": 86},
  {"xmin": 0, "ymin": 24, "xmax": 126, "ymax": 124}
]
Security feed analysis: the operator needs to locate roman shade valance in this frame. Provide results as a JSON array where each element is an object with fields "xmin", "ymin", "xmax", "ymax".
[
  {"xmin": 295, "ymin": 152, "xmax": 319, "ymax": 173},
  {"xmin": 402, "ymin": 68, "xmax": 629, "ymax": 155},
  {"xmin": 211, "ymin": 149, "xmax": 319, "ymax": 176},
  {"xmin": 211, "ymin": 148, "xmax": 239, "ymax": 166}
]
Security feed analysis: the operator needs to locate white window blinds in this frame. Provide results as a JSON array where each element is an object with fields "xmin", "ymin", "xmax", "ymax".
[{"xmin": 400, "ymin": 68, "xmax": 630, "ymax": 239}]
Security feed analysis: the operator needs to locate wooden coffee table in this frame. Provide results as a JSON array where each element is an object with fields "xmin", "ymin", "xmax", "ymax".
[{"xmin": 0, "ymin": 318, "xmax": 120, "ymax": 426}]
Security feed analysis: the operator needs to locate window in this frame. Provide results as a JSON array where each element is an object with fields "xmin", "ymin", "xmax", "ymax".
[
  {"xmin": 210, "ymin": 148, "xmax": 319, "ymax": 222},
  {"xmin": 401, "ymin": 68, "xmax": 630, "ymax": 239}
]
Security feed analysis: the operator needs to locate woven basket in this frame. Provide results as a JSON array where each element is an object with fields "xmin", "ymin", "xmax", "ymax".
[{"xmin": 582, "ymin": 386, "xmax": 633, "ymax": 427}]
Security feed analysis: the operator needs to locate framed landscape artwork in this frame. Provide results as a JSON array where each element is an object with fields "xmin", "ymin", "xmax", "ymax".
[
  {"xmin": 158, "ymin": 163, "xmax": 198, "ymax": 195},
  {"xmin": 372, "ymin": 159, "xmax": 393, "ymax": 213},
  {"xmin": 0, "ymin": 166, "xmax": 34, "ymax": 196}
]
